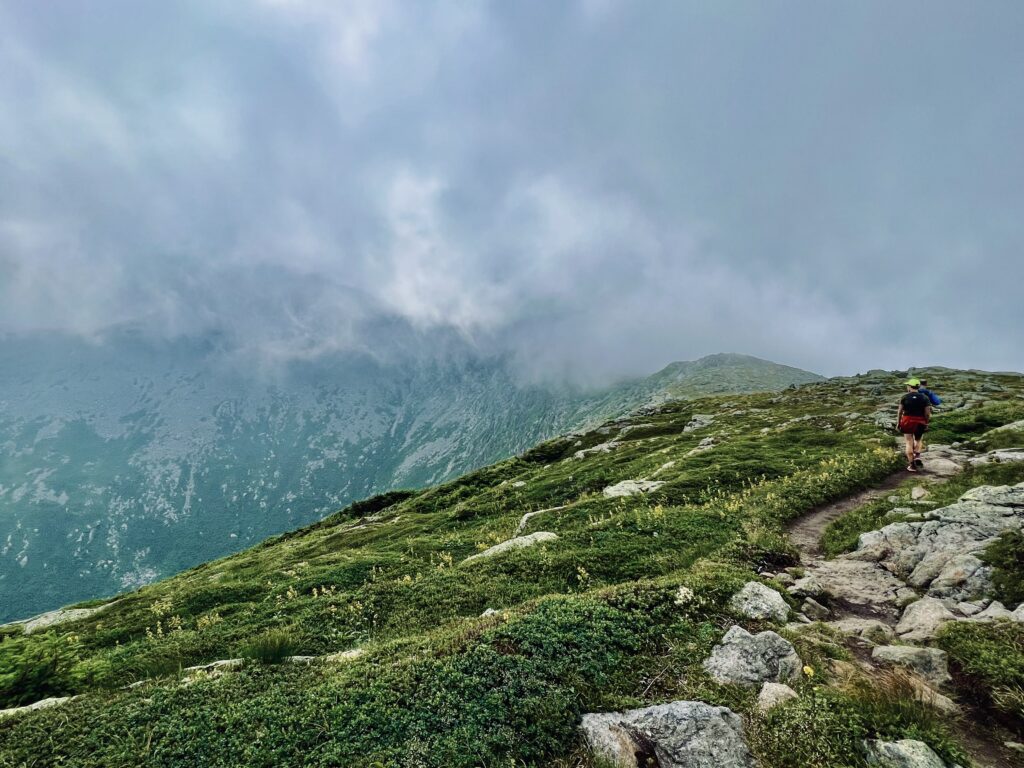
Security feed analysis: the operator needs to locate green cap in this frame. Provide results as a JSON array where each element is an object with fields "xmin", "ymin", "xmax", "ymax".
[{"xmin": 905, "ymin": 377, "xmax": 921, "ymax": 387}]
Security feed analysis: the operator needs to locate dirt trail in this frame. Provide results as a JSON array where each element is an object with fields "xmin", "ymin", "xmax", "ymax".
[{"xmin": 787, "ymin": 471, "xmax": 908, "ymax": 557}]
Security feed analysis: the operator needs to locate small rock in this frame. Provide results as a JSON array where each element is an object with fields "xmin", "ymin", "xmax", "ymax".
[
  {"xmin": 863, "ymin": 738, "xmax": 947, "ymax": 768},
  {"xmin": 828, "ymin": 617, "xmax": 895, "ymax": 644},
  {"xmin": 480, "ymin": 608, "xmax": 499, "ymax": 617},
  {"xmin": 871, "ymin": 646, "xmax": 951, "ymax": 688},
  {"xmin": 323, "ymin": 648, "xmax": 365, "ymax": 663},
  {"xmin": 702, "ymin": 626, "xmax": 802, "ymax": 687},
  {"xmin": 580, "ymin": 700, "xmax": 758, "ymax": 768},
  {"xmin": 463, "ymin": 531, "xmax": 559, "ymax": 562},
  {"xmin": 886, "ymin": 507, "xmax": 916, "ymax": 518},
  {"xmin": 955, "ymin": 601, "xmax": 984, "ymax": 616},
  {"xmin": 773, "ymin": 572, "xmax": 795, "ymax": 587},
  {"xmin": 896, "ymin": 598, "xmax": 957, "ymax": 642},
  {"xmin": 728, "ymin": 582, "xmax": 790, "ymax": 624},
  {"xmin": 0, "ymin": 696, "xmax": 78, "ymax": 720},
  {"xmin": 756, "ymin": 682, "xmax": 798, "ymax": 712},
  {"xmin": 801, "ymin": 597, "xmax": 830, "ymax": 621},
  {"xmin": 602, "ymin": 479, "xmax": 665, "ymax": 498},
  {"xmin": 910, "ymin": 486, "xmax": 929, "ymax": 501}
]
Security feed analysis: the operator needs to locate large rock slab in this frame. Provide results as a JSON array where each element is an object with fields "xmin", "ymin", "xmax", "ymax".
[
  {"xmin": 581, "ymin": 700, "xmax": 757, "ymax": 768},
  {"xmin": 871, "ymin": 646, "xmax": 951, "ymax": 688},
  {"xmin": 863, "ymin": 738, "xmax": 959, "ymax": 768},
  {"xmin": 968, "ymin": 449, "xmax": 1024, "ymax": 466},
  {"xmin": 463, "ymin": 532, "xmax": 559, "ymax": 562},
  {"xmin": 850, "ymin": 482, "xmax": 1024, "ymax": 602},
  {"xmin": 728, "ymin": 581, "xmax": 790, "ymax": 623},
  {"xmin": 896, "ymin": 598, "xmax": 957, "ymax": 642},
  {"xmin": 790, "ymin": 559, "xmax": 913, "ymax": 610},
  {"xmin": 828, "ymin": 617, "xmax": 896, "ymax": 644},
  {"xmin": 3, "ymin": 601, "xmax": 120, "ymax": 635},
  {"xmin": 0, "ymin": 696, "xmax": 78, "ymax": 720},
  {"xmin": 703, "ymin": 625, "xmax": 802, "ymax": 687},
  {"xmin": 603, "ymin": 480, "xmax": 665, "ymax": 498}
]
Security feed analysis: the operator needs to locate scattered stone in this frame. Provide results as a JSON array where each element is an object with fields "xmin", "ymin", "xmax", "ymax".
[
  {"xmin": 828, "ymin": 617, "xmax": 895, "ymax": 644},
  {"xmin": 512, "ymin": 480, "xmax": 526, "ymax": 488},
  {"xmin": 756, "ymin": 682, "xmax": 798, "ymax": 712},
  {"xmin": 463, "ymin": 532, "xmax": 559, "ymax": 562},
  {"xmin": 702, "ymin": 625, "xmax": 802, "ymax": 687},
  {"xmin": 955, "ymin": 601, "xmax": 985, "ymax": 616},
  {"xmin": 911, "ymin": 486, "xmax": 929, "ymax": 501},
  {"xmin": 580, "ymin": 700, "xmax": 758, "ymax": 768},
  {"xmin": 602, "ymin": 480, "xmax": 665, "ymax": 498},
  {"xmin": 871, "ymin": 646, "xmax": 951, "ymax": 688},
  {"xmin": 887, "ymin": 507, "xmax": 916, "ymax": 518},
  {"xmin": 905, "ymin": 679, "xmax": 959, "ymax": 716},
  {"xmin": 183, "ymin": 658, "xmax": 244, "ymax": 676},
  {"xmin": 1014, "ymin": 604, "xmax": 1024, "ymax": 622},
  {"xmin": 792, "ymin": 559, "xmax": 910, "ymax": 609},
  {"xmin": 801, "ymin": 597, "xmax": 830, "ymax": 621},
  {"xmin": 863, "ymin": 738, "xmax": 949, "ymax": 768},
  {"xmin": 728, "ymin": 582, "xmax": 790, "ymax": 624},
  {"xmin": 480, "ymin": 608, "xmax": 499, "ymax": 617},
  {"xmin": 896, "ymin": 598, "xmax": 957, "ymax": 642}
]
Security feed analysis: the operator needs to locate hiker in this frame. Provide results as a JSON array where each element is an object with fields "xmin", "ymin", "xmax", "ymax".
[
  {"xmin": 918, "ymin": 378, "xmax": 942, "ymax": 407},
  {"xmin": 897, "ymin": 378, "xmax": 932, "ymax": 472}
]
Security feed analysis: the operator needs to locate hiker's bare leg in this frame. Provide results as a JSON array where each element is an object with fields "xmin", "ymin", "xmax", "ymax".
[{"xmin": 904, "ymin": 434, "xmax": 916, "ymax": 466}]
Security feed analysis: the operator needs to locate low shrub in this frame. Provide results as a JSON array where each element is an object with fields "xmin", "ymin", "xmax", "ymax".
[
  {"xmin": 938, "ymin": 620, "xmax": 1024, "ymax": 728},
  {"xmin": 985, "ymin": 530, "xmax": 1024, "ymax": 604},
  {"xmin": 0, "ymin": 631, "xmax": 80, "ymax": 707}
]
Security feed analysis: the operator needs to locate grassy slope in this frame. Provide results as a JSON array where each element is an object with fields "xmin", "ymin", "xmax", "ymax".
[{"xmin": 1, "ymin": 368, "xmax": 1023, "ymax": 767}]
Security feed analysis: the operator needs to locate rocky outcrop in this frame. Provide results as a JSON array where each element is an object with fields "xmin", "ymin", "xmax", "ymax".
[
  {"xmin": 603, "ymin": 480, "xmax": 665, "ymax": 498},
  {"xmin": 790, "ymin": 559, "xmax": 915, "ymax": 612},
  {"xmin": 864, "ymin": 738, "xmax": 962, "ymax": 768},
  {"xmin": 968, "ymin": 449, "xmax": 1024, "ymax": 466},
  {"xmin": 463, "ymin": 532, "xmax": 559, "ymax": 562},
  {"xmin": 827, "ymin": 617, "xmax": 895, "ymax": 644},
  {"xmin": 581, "ymin": 700, "xmax": 757, "ymax": 768},
  {"xmin": 702, "ymin": 625, "xmax": 802, "ymax": 687},
  {"xmin": 728, "ymin": 581, "xmax": 790, "ymax": 623},
  {"xmin": 871, "ymin": 646, "xmax": 951, "ymax": 688},
  {"xmin": 2, "ymin": 601, "xmax": 120, "ymax": 635},
  {"xmin": 850, "ymin": 482, "xmax": 1024, "ymax": 602}
]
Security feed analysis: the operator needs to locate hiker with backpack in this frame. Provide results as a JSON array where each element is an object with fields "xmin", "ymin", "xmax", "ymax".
[{"xmin": 897, "ymin": 378, "xmax": 933, "ymax": 472}]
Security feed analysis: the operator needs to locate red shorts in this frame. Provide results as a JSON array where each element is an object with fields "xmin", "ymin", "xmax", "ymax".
[{"xmin": 899, "ymin": 415, "xmax": 929, "ymax": 438}]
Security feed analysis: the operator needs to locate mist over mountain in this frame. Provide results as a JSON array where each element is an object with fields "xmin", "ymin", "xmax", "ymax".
[{"xmin": 0, "ymin": 331, "xmax": 819, "ymax": 622}]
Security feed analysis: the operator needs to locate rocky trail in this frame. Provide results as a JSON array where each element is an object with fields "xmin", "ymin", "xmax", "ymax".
[{"xmin": 781, "ymin": 444, "xmax": 1024, "ymax": 768}]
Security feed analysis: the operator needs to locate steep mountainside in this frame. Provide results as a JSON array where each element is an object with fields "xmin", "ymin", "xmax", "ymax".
[
  {"xmin": 0, "ymin": 334, "xmax": 819, "ymax": 622},
  {"xmin": 1, "ymin": 366, "xmax": 1022, "ymax": 767}
]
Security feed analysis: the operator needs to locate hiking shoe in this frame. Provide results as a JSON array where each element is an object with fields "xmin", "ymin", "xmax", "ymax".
[{"xmin": 907, "ymin": 464, "xmax": 918, "ymax": 472}]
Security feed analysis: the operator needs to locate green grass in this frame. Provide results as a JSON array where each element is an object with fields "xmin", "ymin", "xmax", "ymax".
[
  {"xmin": 938, "ymin": 621, "xmax": 1024, "ymax": 729},
  {"xmin": 1, "ymin": 368, "xmax": 1022, "ymax": 766}
]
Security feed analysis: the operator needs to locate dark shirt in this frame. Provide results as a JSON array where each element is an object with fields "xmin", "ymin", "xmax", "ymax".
[{"xmin": 900, "ymin": 391, "xmax": 931, "ymax": 417}]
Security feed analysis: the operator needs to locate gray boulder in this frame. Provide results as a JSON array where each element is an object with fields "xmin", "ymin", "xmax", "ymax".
[
  {"xmin": 580, "ymin": 700, "xmax": 757, "ymax": 768},
  {"xmin": 728, "ymin": 581, "xmax": 790, "ymax": 623},
  {"xmin": 703, "ymin": 625, "xmax": 802, "ymax": 687},
  {"xmin": 603, "ymin": 480, "xmax": 665, "ymax": 498},
  {"xmin": 863, "ymin": 738, "xmax": 955, "ymax": 768},
  {"xmin": 463, "ymin": 532, "xmax": 558, "ymax": 562},
  {"xmin": 896, "ymin": 598, "xmax": 957, "ymax": 643},
  {"xmin": 871, "ymin": 646, "xmax": 951, "ymax": 688},
  {"xmin": 801, "ymin": 597, "xmax": 830, "ymax": 621}
]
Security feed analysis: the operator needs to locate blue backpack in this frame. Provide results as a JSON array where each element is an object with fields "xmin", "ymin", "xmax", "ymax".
[{"xmin": 919, "ymin": 387, "xmax": 942, "ymax": 406}]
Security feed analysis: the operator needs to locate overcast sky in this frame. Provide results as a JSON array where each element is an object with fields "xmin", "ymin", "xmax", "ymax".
[{"xmin": 1, "ymin": 1, "xmax": 1022, "ymax": 382}]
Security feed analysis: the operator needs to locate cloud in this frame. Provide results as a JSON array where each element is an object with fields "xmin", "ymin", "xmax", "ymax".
[{"xmin": 1, "ymin": 1, "xmax": 1022, "ymax": 381}]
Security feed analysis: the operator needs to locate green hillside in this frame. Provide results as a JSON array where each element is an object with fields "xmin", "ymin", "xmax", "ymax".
[{"xmin": 1, "ymin": 367, "xmax": 1023, "ymax": 767}]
